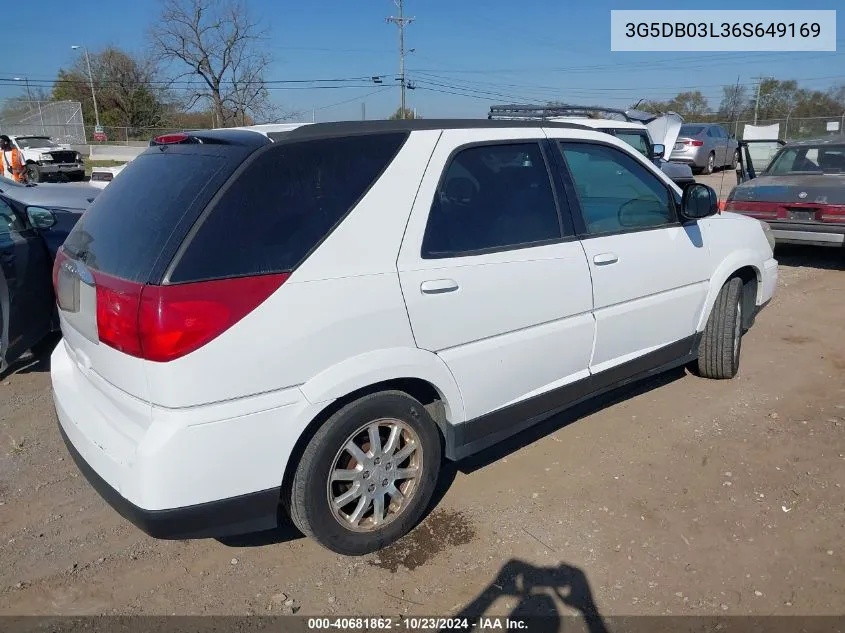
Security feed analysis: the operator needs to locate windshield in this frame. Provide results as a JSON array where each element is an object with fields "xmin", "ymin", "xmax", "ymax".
[
  {"xmin": 679, "ymin": 125, "xmax": 704, "ymax": 137},
  {"xmin": 766, "ymin": 144, "xmax": 845, "ymax": 175},
  {"xmin": 14, "ymin": 137, "xmax": 57, "ymax": 149},
  {"xmin": 611, "ymin": 130, "xmax": 651, "ymax": 157}
]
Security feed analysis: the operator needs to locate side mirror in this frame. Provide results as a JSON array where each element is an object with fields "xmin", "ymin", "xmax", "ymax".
[
  {"xmin": 680, "ymin": 183, "xmax": 718, "ymax": 221},
  {"xmin": 651, "ymin": 143, "xmax": 666, "ymax": 159},
  {"xmin": 27, "ymin": 206, "xmax": 56, "ymax": 229}
]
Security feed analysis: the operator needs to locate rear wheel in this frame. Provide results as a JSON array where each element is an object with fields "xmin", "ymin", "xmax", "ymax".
[
  {"xmin": 703, "ymin": 152, "xmax": 715, "ymax": 175},
  {"xmin": 697, "ymin": 277, "xmax": 743, "ymax": 379},
  {"xmin": 730, "ymin": 150, "xmax": 739, "ymax": 170},
  {"xmin": 288, "ymin": 390, "xmax": 442, "ymax": 555}
]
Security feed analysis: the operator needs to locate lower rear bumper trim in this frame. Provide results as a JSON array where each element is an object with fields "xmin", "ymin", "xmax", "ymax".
[{"xmin": 59, "ymin": 421, "xmax": 281, "ymax": 539}]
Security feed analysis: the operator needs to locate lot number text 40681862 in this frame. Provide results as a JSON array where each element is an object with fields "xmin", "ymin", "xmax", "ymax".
[{"xmin": 307, "ymin": 617, "xmax": 528, "ymax": 630}]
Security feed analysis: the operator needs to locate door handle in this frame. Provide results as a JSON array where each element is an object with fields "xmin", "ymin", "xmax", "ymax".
[
  {"xmin": 593, "ymin": 253, "xmax": 619, "ymax": 266},
  {"xmin": 420, "ymin": 279, "xmax": 459, "ymax": 295}
]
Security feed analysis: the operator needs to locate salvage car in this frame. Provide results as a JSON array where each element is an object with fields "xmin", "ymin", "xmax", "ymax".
[
  {"xmin": 0, "ymin": 175, "xmax": 98, "ymax": 372},
  {"xmin": 7, "ymin": 135, "xmax": 86, "ymax": 183},
  {"xmin": 670, "ymin": 123, "xmax": 739, "ymax": 175},
  {"xmin": 725, "ymin": 136, "xmax": 844, "ymax": 248},
  {"xmin": 53, "ymin": 120, "xmax": 777, "ymax": 555},
  {"xmin": 488, "ymin": 104, "xmax": 696, "ymax": 189}
]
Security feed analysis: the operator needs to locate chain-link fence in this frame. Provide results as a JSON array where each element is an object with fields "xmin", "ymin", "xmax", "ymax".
[
  {"xmin": 693, "ymin": 115, "xmax": 845, "ymax": 141},
  {"xmin": 0, "ymin": 100, "xmax": 87, "ymax": 144}
]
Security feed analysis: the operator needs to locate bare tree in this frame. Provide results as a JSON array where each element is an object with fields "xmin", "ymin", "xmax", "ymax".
[{"xmin": 149, "ymin": 0, "xmax": 279, "ymax": 127}]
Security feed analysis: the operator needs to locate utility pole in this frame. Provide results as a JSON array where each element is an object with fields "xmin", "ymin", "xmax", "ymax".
[
  {"xmin": 386, "ymin": 0, "xmax": 414, "ymax": 119},
  {"xmin": 753, "ymin": 76, "xmax": 765, "ymax": 125},
  {"xmin": 72, "ymin": 45, "xmax": 101, "ymax": 129}
]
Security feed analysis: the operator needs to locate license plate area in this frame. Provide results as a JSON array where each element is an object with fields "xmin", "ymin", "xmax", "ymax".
[
  {"xmin": 57, "ymin": 264, "xmax": 80, "ymax": 313},
  {"xmin": 786, "ymin": 208, "xmax": 819, "ymax": 222}
]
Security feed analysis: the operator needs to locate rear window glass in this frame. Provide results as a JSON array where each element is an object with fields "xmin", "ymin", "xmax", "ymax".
[
  {"xmin": 63, "ymin": 153, "xmax": 227, "ymax": 282},
  {"xmin": 680, "ymin": 126, "xmax": 704, "ymax": 136},
  {"xmin": 169, "ymin": 132, "xmax": 408, "ymax": 283}
]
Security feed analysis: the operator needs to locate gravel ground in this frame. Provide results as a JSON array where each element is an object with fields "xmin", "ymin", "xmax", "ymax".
[{"xmin": 1, "ymin": 244, "xmax": 844, "ymax": 622}]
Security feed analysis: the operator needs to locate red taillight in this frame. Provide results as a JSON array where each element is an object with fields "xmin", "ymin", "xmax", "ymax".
[
  {"xmin": 685, "ymin": 140, "xmax": 704, "ymax": 147},
  {"xmin": 723, "ymin": 200, "xmax": 780, "ymax": 218},
  {"xmin": 93, "ymin": 272, "xmax": 288, "ymax": 362},
  {"xmin": 95, "ymin": 272, "xmax": 144, "ymax": 357},
  {"xmin": 153, "ymin": 133, "xmax": 190, "ymax": 144}
]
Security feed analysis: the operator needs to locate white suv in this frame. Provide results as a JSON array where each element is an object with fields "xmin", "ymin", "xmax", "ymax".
[{"xmin": 51, "ymin": 120, "xmax": 778, "ymax": 554}]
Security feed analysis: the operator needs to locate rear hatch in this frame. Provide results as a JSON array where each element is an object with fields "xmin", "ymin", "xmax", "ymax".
[
  {"xmin": 726, "ymin": 174, "xmax": 845, "ymax": 223},
  {"xmin": 54, "ymin": 135, "xmax": 261, "ymax": 403}
]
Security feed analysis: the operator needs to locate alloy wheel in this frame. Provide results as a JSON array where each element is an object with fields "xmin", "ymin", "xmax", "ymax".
[{"xmin": 327, "ymin": 418, "xmax": 423, "ymax": 532}]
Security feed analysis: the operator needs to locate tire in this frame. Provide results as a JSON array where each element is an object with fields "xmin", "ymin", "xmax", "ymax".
[
  {"xmin": 25, "ymin": 164, "xmax": 41, "ymax": 183},
  {"xmin": 697, "ymin": 277, "xmax": 744, "ymax": 380},
  {"xmin": 703, "ymin": 152, "xmax": 715, "ymax": 175},
  {"xmin": 730, "ymin": 150, "xmax": 739, "ymax": 170},
  {"xmin": 288, "ymin": 390, "xmax": 442, "ymax": 555}
]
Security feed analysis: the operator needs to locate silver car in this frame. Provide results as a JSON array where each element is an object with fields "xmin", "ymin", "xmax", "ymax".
[{"xmin": 670, "ymin": 124, "xmax": 739, "ymax": 175}]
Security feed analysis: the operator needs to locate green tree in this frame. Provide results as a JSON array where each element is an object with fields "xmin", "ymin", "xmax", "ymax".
[
  {"xmin": 389, "ymin": 107, "xmax": 420, "ymax": 120},
  {"xmin": 52, "ymin": 47, "xmax": 167, "ymax": 136}
]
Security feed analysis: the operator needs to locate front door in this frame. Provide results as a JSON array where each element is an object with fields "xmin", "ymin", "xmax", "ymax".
[
  {"xmin": 554, "ymin": 140, "xmax": 711, "ymax": 373},
  {"xmin": 397, "ymin": 131, "xmax": 595, "ymax": 423}
]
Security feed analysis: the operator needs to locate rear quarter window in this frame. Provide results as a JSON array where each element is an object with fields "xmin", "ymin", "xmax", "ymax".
[{"xmin": 168, "ymin": 132, "xmax": 408, "ymax": 283}]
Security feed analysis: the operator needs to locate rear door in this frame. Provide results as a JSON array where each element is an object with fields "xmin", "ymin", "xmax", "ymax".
[
  {"xmin": 397, "ymin": 130, "xmax": 595, "ymax": 423},
  {"xmin": 0, "ymin": 196, "xmax": 53, "ymax": 363},
  {"xmin": 554, "ymin": 139, "xmax": 710, "ymax": 373}
]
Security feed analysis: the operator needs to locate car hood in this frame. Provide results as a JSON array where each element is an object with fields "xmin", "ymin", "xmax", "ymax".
[
  {"xmin": 730, "ymin": 174, "xmax": 845, "ymax": 205},
  {"xmin": 658, "ymin": 159, "xmax": 693, "ymax": 179},
  {"xmin": 0, "ymin": 181, "xmax": 101, "ymax": 211},
  {"xmin": 625, "ymin": 110, "xmax": 684, "ymax": 160}
]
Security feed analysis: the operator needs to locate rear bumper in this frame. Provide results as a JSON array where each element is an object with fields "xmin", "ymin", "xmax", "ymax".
[
  {"xmin": 768, "ymin": 222, "xmax": 845, "ymax": 247},
  {"xmin": 668, "ymin": 153, "xmax": 703, "ymax": 167},
  {"xmin": 51, "ymin": 340, "xmax": 316, "ymax": 538},
  {"xmin": 58, "ymin": 422, "xmax": 281, "ymax": 539}
]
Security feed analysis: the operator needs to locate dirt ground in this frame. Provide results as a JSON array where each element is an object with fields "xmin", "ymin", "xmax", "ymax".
[{"xmin": 1, "ymin": 244, "xmax": 844, "ymax": 623}]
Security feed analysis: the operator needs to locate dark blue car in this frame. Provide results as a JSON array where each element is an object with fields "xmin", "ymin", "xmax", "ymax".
[{"xmin": 0, "ymin": 176, "xmax": 98, "ymax": 372}]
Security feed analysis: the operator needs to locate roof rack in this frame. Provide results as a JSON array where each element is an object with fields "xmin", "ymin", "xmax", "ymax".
[{"xmin": 487, "ymin": 104, "xmax": 681, "ymax": 125}]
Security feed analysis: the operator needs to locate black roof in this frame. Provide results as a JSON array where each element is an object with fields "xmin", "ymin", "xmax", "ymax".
[
  {"xmin": 785, "ymin": 135, "xmax": 845, "ymax": 147},
  {"xmin": 266, "ymin": 118, "xmax": 591, "ymax": 142}
]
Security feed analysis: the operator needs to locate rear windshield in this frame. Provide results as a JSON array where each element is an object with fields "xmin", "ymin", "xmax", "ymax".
[
  {"xmin": 680, "ymin": 125, "xmax": 704, "ymax": 136},
  {"xmin": 168, "ymin": 132, "xmax": 408, "ymax": 283},
  {"xmin": 63, "ymin": 152, "xmax": 228, "ymax": 282},
  {"xmin": 767, "ymin": 144, "xmax": 845, "ymax": 175}
]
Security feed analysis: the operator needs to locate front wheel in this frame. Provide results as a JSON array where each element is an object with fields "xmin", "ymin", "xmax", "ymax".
[
  {"xmin": 25, "ymin": 164, "xmax": 41, "ymax": 183},
  {"xmin": 697, "ymin": 277, "xmax": 743, "ymax": 379},
  {"xmin": 288, "ymin": 391, "xmax": 442, "ymax": 555}
]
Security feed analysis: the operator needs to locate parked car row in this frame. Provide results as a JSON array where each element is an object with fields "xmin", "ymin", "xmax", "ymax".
[{"xmin": 47, "ymin": 120, "xmax": 777, "ymax": 556}]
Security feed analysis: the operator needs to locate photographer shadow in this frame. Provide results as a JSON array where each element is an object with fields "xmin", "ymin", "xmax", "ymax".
[{"xmin": 446, "ymin": 559, "xmax": 611, "ymax": 633}]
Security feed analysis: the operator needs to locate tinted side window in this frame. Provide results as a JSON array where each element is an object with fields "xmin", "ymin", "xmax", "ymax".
[
  {"xmin": 559, "ymin": 142, "xmax": 675, "ymax": 235},
  {"xmin": 707, "ymin": 127, "xmax": 718, "ymax": 138},
  {"xmin": 422, "ymin": 143, "xmax": 562, "ymax": 258},
  {"xmin": 170, "ymin": 133, "xmax": 408, "ymax": 283}
]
